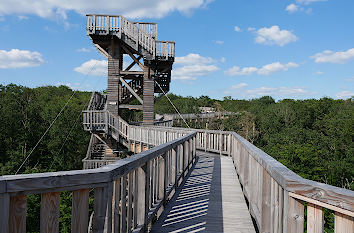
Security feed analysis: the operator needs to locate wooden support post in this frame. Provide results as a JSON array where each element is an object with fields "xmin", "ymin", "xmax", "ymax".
[
  {"xmin": 143, "ymin": 65, "xmax": 154, "ymax": 125},
  {"xmin": 133, "ymin": 170, "xmax": 138, "ymax": 229},
  {"xmin": 158, "ymin": 155, "xmax": 166, "ymax": 201},
  {"xmin": 172, "ymin": 147, "xmax": 177, "ymax": 188},
  {"xmin": 136, "ymin": 165, "xmax": 147, "ymax": 230},
  {"xmin": 334, "ymin": 212, "xmax": 354, "ymax": 233},
  {"xmin": 127, "ymin": 173, "xmax": 133, "ymax": 233},
  {"xmin": 261, "ymin": 169, "xmax": 271, "ymax": 232},
  {"xmin": 72, "ymin": 189, "xmax": 89, "ymax": 233},
  {"xmin": 284, "ymin": 192, "xmax": 304, "ymax": 233},
  {"xmin": 307, "ymin": 203, "xmax": 324, "ymax": 233},
  {"xmin": 0, "ymin": 193, "xmax": 10, "ymax": 233},
  {"xmin": 9, "ymin": 195, "xmax": 27, "ymax": 233},
  {"xmin": 113, "ymin": 178, "xmax": 121, "ymax": 233},
  {"xmin": 107, "ymin": 42, "xmax": 121, "ymax": 116},
  {"xmin": 93, "ymin": 183, "xmax": 113, "ymax": 233},
  {"xmin": 120, "ymin": 176, "xmax": 127, "ymax": 233},
  {"xmin": 219, "ymin": 133, "xmax": 222, "ymax": 155},
  {"xmin": 40, "ymin": 192, "xmax": 60, "ymax": 233}
]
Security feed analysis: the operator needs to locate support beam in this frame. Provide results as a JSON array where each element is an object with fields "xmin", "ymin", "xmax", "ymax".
[
  {"xmin": 124, "ymin": 55, "xmax": 143, "ymax": 71},
  {"xmin": 119, "ymin": 105, "xmax": 143, "ymax": 110},
  {"xmin": 143, "ymin": 65, "xmax": 154, "ymax": 125},
  {"xmin": 119, "ymin": 77, "xmax": 144, "ymax": 104},
  {"xmin": 94, "ymin": 44, "xmax": 110, "ymax": 58},
  {"xmin": 121, "ymin": 44, "xmax": 145, "ymax": 70},
  {"xmin": 120, "ymin": 71, "xmax": 144, "ymax": 75},
  {"xmin": 107, "ymin": 41, "xmax": 121, "ymax": 116}
]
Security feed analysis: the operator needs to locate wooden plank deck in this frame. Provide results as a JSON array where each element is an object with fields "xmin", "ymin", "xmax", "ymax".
[{"xmin": 151, "ymin": 151, "xmax": 256, "ymax": 233}]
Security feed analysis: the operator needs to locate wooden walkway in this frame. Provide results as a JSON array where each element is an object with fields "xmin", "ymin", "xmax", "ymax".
[{"xmin": 151, "ymin": 151, "xmax": 256, "ymax": 233}]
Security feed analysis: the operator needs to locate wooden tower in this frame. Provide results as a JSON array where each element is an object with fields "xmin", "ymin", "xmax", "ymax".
[
  {"xmin": 86, "ymin": 14, "xmax": 175, "ymax": 124},
  {"xmin": 82, "ymin": 15, "xmax": 175, "ymax": 167}
]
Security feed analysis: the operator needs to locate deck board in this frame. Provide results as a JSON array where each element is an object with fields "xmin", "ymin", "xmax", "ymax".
[{"xmin": 151, "ymin": 151, "xmax": 256, "ymax": 233}]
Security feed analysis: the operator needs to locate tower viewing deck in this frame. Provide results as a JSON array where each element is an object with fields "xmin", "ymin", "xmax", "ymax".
[{"xmin": 0, "ymin": 14, "xmax": 353, "ymax": 233}]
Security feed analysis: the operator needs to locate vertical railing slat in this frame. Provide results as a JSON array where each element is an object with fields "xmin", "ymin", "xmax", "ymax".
[
  {"xmin": 40, "ymin": 192, "xmax": 60, "ymax": 233},
  {"xmin": 72, "ymin": 189, "xmax": 89, "ymax": 233}
]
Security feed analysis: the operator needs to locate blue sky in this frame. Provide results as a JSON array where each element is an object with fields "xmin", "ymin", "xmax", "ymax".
[{"xmin": 0, "ymin": 0, "xmax": 353, "ymax": 100}]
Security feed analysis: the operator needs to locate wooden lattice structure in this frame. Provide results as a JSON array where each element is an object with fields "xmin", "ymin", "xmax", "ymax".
[{"xmin": 83, "ymin": 15, "xmax": 175, "ymax": 163}]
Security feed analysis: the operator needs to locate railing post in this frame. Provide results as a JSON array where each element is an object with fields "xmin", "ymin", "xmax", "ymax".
[
  {"xmin": 0, "ymin": 193, "xmax": 10, "ymax": 233},
  {"xmin": 219, "ymin": 133, "xmax": 222, "ymax": 155},
  {"xmin": 113, "ymin": 178, "xmax": 121, "ymax": 233},
  {"xmin": 307, "ymin": 203, "xmax": 324, "ymax": 233},
  {"xmin": 173, "ymin": 146, "xmax": 178, "ymax": 189},
  {"xmin": 40, "ymin": 192, "xmax": 60, "ymax": 233},
  {"xmin": 283, "ymin": 191, "xmax": 304, "ymax": 233},
  {"xmin": 93, "ymin": 183, "xmax": 113, "ymax": 233},
  {"xmin": 136, "ymin": 164, "xmax": 148, "ymax": 230},
  {"xmin": 261, "ymin": 169, "xmax": 271, "ymax": 232},
  {"xmin": 72, "ymin": 189, "xmax": 89, "ymax": 233},
  {"xmin": 334, "ymin": 212, "xmax": 353, "ymax": 233}
]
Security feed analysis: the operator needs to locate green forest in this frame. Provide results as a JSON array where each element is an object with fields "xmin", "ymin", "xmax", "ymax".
[{"xmin": 0, "ymin": 84, "xmax": 353, "ymax": 232}]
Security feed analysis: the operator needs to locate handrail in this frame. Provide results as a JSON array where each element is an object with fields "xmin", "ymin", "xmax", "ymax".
[
  {"xmin": 154, "ymin": 126, "xmax": 354, "ymax": 232},
  {"xmin": 86, "ymin": 14, "xmax": 156, "ymax": 57},
  {"xmin": 0, "ymin": 128, "xmax": 197, "ymax": 232},
  {"xmin": 86, "ymin": 14, "xmax": 174, "ymax": 60},
  {"xmin": 82, "ymin": 109, "xmax": 354, "ymax": 215},
  {"xmin": 156, "ymin": 40, "xmax": 175, "ymax": 59}
]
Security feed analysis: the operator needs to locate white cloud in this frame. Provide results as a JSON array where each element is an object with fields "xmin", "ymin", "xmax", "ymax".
[
  {"xmin": 175, "ymin": 53, "xmax": 215, "ymax": 65},
  {"xmin": 316, "ymin": 71, "xmax": 323, "ymax": 75},
  {"xmin": 248, "ymin": 27, "xmax": 256, "ymax": 32},
  {"xmin": 74, "ymin": 59, "xmax": 107, "ymax": 76},
  {"xmin": 0, "ymin": 49, "xmax": 44, "ymax": 69},
  {"xmin": 225, "ymin": 66, "xmax": 258, "ymax": 76},
  {"xmin": 231, "ymin": 83, "xmax": 248, "ymax": 89},
  {"xmin": 311, "ymin": 48, "xmax": 354, "ymax": 64},
  {"xmin": 0, "ymin": 0, "xmax": 212, "ymax": 20},
  {"xmin": 220, "ymin": 57, "xmax": 226, "ymax": 63},
  {"xmin": 336, "ymin": 91, "xmax": 354, "ymax": 99},
  {"xmin": 246, "ymin": 86, "xmax": 308, "ymax": 96},
  {"xmin": 295, "ymin": 0, "xmax": 327, "ymax": 5},
  {"xmin": 234, "ymin": 26, "xmax": 242, "ymax": 32},
  {"xmin": 225, "ymin": 62, "xmax": 299, "ymax": 76},
  {"xmin": 172, "ymin": 64, "xmax": 219, "ymax": 80},
  {"xmin": 172, "ymin": 53, "xmax": 219, "ymax": 80},
  {"xmin": 214, "ymin": 40, "xmax": 224, "ymax": 45},
  {"xmin": 77, "ymin": 48, "xmax": 90, "ymax": 53},
  {"xmin": 254, "ymin": 26, "xmax": 298, "ymax": 46},
  {"xmin": 286, "ymin": 4, "xmax": 299, "ymax": 13},
  {"xmin": 258, "ymin": 62, "xmax": 299, "ymax": 75}
]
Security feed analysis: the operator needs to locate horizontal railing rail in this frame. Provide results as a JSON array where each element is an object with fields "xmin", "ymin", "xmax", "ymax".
[{"xmin": 0, "ymin": 130, "xmax": 197, "ymax": 233}]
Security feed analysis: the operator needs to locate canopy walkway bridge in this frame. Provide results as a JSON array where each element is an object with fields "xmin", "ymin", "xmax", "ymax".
[{"xmin": 0, "ymin": 14, "xmax": 353, "ymax": 233}]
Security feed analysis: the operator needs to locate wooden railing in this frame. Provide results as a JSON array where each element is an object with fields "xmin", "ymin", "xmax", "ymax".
[
  {"xmin": 0, "ymin": 130, "xmax": 197, "ymax": 233},
  {"xmin": 134, "ymin": 22, "xmax": 158, "ymax": 39},
  {"xmin": 155, "ymin": 41, "xmax": 175, "ymax": 59},
  {"xmin": 87, "ymin": 92, "xmax": 107, "ymax": 111},
  {"xmin": 229, "ymin": 132, "xmax": 354, "ymax": 233},
  {"xmin": 82, "ymin": 108, "xmax": 354, "ymax": 231},
  {"xmin": 86, "ymin": 14, "xmax": 155, "ymax": 56}
]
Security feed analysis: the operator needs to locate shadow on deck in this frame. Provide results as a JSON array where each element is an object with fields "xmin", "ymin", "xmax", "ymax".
[{"xmin": 151, "ymin": 151, "xmax": 256, "ymax": 233}]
